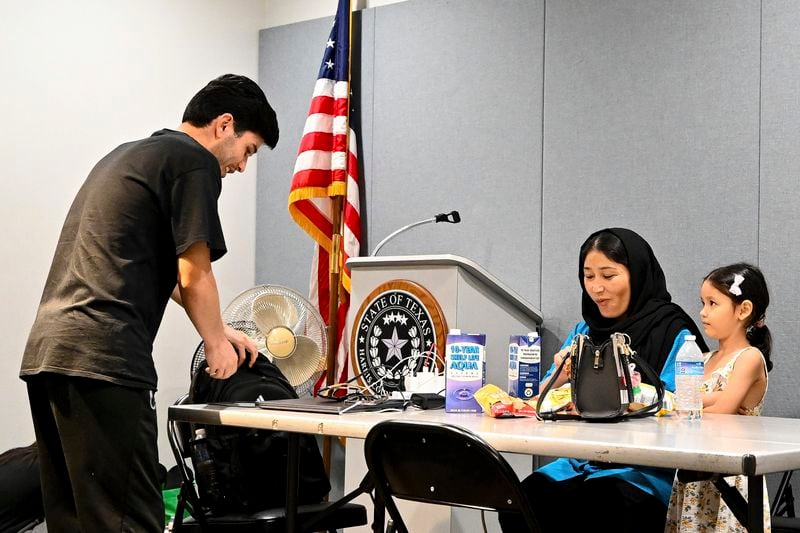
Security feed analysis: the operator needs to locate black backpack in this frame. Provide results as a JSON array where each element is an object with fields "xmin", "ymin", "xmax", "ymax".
[{"xmin": 189, "ymin": 353, "xmax": 331, "ymax": 513}]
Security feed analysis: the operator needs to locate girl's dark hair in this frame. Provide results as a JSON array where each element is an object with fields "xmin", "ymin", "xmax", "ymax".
[
  {"xmin": 704, "ymin": 262, "xmax": 772, "ymax": 371},
  {"xmin": 580, "ymin": 231, "xmax": 628, "ymax": 267}
]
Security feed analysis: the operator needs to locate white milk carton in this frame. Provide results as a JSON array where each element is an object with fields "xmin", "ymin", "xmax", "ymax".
[
  {"xmin": 508, "ymin": 332, "xmax": 540, "ymax": 400},
  {"xmin": 445, "ymin": 330, "xmax": 486, "ymax": 413}
]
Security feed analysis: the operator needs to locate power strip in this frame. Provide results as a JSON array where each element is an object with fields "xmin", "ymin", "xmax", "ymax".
[
  {"xmin": 388, "ymin": 369, "xmax": 445, "ymax": 400},
  {"xmin": 403, "ymin": 368, "xmax": 445, "ymax": 395}
]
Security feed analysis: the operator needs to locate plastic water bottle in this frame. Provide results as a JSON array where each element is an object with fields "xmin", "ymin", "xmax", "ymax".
[
  {"xmin": 675, "ymin": 335, "xmax": 704, "ymax": 420},
  {"xmin": 191, "ymin": 428, "xmax": 221, "ymax": 507}
]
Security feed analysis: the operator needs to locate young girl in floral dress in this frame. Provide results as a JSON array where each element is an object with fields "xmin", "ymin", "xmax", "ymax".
[{"xmin": 665, "ymin": 263, "xmax": 773, "ymax": 532}]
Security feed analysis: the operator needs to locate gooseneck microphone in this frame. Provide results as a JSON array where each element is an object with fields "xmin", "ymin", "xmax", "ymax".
[
  {"xmin": 434, "ymin": 211, "xmax": 461, "ymax": 223},
  {"xmin": 371, "ymin": 210, "xmax": 461, "ymax": 256}
]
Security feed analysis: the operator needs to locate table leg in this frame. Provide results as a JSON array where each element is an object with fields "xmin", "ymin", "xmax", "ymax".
[
  {"xmin": 287, "ymin": 432, "xmax": 299, "ymax": 532},
  {"xmin": 747, "ymin": 475, "xmax": 764, "ymax": 533},
  {"xmin": 713, "ymin": 474, "xmax": 764, "ymax": 533},
  {"xmin": 712, "ymin": 475, "xmax": 764, "ymax": 533}
]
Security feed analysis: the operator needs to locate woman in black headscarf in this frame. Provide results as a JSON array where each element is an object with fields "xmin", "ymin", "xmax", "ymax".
[{"xmin": 500, "ymin": 228, "xmax": 707, "ymax": 533}]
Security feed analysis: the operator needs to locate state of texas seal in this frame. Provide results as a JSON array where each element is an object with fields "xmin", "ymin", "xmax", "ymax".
[{"xmin": 351, "ymin": 280, "xmax": 448, "ymax": 395}]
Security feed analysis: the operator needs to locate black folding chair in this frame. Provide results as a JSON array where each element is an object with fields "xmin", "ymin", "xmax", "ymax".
[
  {"xmin": 166, "ymin": 393, "xmax": 367, "ymax": 532},
  {"xmin": 363, "ymin": 420, "xmax": 541, "ymax": 533}
]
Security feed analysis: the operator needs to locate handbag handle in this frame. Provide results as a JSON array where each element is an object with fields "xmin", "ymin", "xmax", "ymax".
[
  {"xmin": 611, "ymin": 332, "xmax": 665, "ymax": 417},
  {"xmin": 535, "ymin": 339, "xmax": 581, "ymax": 421},
  {"xmin": 625, "ymin": 352, "xmax": 665, "ymax": 417}
]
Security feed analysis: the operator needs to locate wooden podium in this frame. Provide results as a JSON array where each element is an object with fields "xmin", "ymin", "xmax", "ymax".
[{"xmin": 342, "ymin": 254, "xmax": 543, "ymax": 533}]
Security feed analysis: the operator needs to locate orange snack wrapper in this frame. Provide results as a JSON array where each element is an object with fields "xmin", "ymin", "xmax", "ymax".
[{"xmin": 474, "ymin": 384, "xmax": 538, "ymax": 418}]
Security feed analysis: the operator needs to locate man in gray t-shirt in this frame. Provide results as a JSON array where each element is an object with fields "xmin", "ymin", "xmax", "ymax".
[{"xmin": 20, "ymin": 74, "xmax": 278, "ymax": 532}]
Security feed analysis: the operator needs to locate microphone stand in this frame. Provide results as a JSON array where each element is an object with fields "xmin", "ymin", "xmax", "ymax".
[{"xmin": 371, "ymin": 211, "xmax": 460, "ymax": 256}]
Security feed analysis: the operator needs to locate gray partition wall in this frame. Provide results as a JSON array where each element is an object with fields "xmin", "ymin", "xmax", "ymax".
[
  {"xmin": 541, "ymin": 0, "xmax": 761, "ymax": 346},
  {"xmin": 258, "ymin": 0, "xmax": 799, "ymax": 421},
  {"xmin": 258, "ymin": 0, "xmax": 544, "ymax": 309},
  {"xmin": 761, "ymin": 0, "xmax": 800, "ymax": 419}
]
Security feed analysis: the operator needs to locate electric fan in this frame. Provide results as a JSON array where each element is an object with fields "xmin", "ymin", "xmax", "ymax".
[{"xmin": 190, "ymin": 285, "xmax": 328, "ymax": 397}]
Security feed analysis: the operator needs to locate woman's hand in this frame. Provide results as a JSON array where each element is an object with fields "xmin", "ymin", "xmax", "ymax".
[
  {"xmin": 553, "ymin": 348, "xmax": 571, "ymax": 372},
  {"xmin": 542, "ymin": 348, "xmax": 572, "ymax": 390}
]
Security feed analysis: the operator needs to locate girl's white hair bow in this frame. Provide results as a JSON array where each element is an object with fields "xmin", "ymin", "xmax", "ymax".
[{"xmin": 729, "ymin": 274, "xmax": 745, "ymax": 296}]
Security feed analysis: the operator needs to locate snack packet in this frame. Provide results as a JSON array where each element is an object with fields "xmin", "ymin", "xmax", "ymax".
[
  {"xmin": 535, "ymin": 383, "xmax": 573, "ymax": 414},
  {"xmin": 628, "ymin": 363, "xmax": 642, "ymax": 397},
  {"xmin": 629, "ymin": 382, "xmax": 675, "ymax": 416},
  {"xmin": 474, "ymin": 384, "xmax": 537, "ymax": 418}
]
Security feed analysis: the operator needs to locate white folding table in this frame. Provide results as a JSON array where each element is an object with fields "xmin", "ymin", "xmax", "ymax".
[{"xmin": 169, "ymin": 404, "xmax": 800, "ymax": 533}]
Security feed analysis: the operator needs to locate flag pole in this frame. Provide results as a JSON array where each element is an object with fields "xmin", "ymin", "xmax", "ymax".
[
  {"xmin": 326, "ymin": 201, "xmax": 343, "ymax": 391},
  {"xmin": 325, "ymin": 0, "xmax": 352, "ymax": 389},
  {"xmin": 323, "ymin": 0, "xmax": 353, "ymax": 473},
  {"xmin": 324, "ymin": 202, "xmax": 342, "ymax": 474}
]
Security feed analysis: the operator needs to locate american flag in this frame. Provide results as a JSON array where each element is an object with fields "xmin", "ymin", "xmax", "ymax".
[{"xmin": 288, "ymin": 0, "xmax": 361, "ymax": 390}]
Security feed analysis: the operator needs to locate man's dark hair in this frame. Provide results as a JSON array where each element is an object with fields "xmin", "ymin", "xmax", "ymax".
[{"xmin": 182, "ymin": 74, "xmax": 279, "ymax": 149}]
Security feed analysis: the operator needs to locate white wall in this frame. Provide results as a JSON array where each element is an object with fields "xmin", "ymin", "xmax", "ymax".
[
  {"xmin": 0, "ymin": 0, "xmax": 266, "ymax": 463},
  {"xmin": 264, "ymin": 0, "xmax": 410, "ymax": 27}
]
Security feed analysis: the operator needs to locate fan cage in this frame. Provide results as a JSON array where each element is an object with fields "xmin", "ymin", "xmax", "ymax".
[{"xmin": 189, "ymin": 285, "xmax": 327, "ymax": 397}]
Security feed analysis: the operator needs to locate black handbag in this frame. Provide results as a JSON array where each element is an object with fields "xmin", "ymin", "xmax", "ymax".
[{"xmin": 536, "ymin": 332, "xmax": 664, "ymax": 422}]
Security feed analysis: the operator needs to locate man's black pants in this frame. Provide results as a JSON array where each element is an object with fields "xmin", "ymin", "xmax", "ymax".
[{"xmin": 27, "ymin": 373, "xmax": 163, "ymax": 532}]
